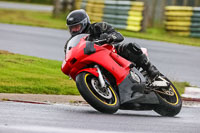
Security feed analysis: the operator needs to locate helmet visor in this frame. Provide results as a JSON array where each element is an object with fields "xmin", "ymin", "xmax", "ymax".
[
  {"xmin": 67, "ymin": 18, "xmax": 88, "ymax": 36},
  {"xmin": 69, "ymin": 24, "xmax": 82, "ymax": 35}
]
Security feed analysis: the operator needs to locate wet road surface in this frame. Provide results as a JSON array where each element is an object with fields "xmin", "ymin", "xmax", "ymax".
[{"xmin": 0, "ymin": 101, "xmax": 200, "ymax": 133}]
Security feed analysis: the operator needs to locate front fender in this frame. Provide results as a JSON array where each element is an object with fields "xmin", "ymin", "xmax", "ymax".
[{"xmin": 76, "ymin": 68, "xmax": 99, "ymax": 77}]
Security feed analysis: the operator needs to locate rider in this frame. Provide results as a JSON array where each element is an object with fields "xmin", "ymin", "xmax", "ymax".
[{"xmin": 64, "ymin": 9, "xmax": 160, "ymax": 90}]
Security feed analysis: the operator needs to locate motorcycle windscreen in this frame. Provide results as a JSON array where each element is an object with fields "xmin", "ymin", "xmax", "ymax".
[{"xmin": 66, "ymin": 34, "xmax": 89, "ymax": 54}]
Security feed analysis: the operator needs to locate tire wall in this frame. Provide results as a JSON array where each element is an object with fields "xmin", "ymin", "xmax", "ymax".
[
  {"xmin": 74, "ymin": 0, "xmax": 145, "ymax": 32},
  {"xmin": 165, "ymin": 6, "xmax": 200, "ymax": 37}
]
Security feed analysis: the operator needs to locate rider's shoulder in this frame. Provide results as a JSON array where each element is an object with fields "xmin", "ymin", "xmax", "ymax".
[{"xmin": 94, "ymin": 22, "xmax": 113, "ymax": 31}]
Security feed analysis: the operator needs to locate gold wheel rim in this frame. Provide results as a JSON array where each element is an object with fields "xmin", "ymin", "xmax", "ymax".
[{"xmin": 84, "ymin": 73, "xmax": 118, "ymax": 106}]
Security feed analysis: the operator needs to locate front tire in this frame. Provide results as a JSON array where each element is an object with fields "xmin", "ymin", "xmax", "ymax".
[
  {"xmin": 76, "ymin": 72, "xmax": 120, "ymax": 114},
  {"xmin": 153, "ymin": 77, "xmax": 182, "ymax": 116}
]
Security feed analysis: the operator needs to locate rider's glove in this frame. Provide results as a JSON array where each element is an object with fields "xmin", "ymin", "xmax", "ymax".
[
  {"xmin": 106, "ymin": 34, "xmax": 114, "ymax": 44},
  {"xmin": 100, "ymin": 33, "xmax": 114, "ymax": 44}
]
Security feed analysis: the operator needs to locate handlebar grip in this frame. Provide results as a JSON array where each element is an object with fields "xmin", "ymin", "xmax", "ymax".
[{"xmin": 94, "ymin": 39, "xmax": 108, "ymax": 45}]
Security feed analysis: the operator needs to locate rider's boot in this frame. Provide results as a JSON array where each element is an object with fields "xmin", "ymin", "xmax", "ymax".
[{"xmin": 137, "ymin": 54, "xmax": 160, "ymax": 80}]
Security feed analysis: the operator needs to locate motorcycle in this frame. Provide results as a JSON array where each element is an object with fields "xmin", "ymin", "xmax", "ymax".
[{"xmin": 61, "ymin": 34, "xmax": 182, "ymax": 116}]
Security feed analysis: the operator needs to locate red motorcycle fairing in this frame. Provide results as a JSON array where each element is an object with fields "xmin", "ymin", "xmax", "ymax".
[
  {"xmin": 61, "ymin": 35, "xmax": 131, "ymax": 85},
  {"xmin": 77, "ymin": 68, "xmax": 99, "ymax": 78}
]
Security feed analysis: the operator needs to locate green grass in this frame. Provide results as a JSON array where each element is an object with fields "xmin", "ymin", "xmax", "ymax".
[
  {"xmin": 0, "ymin": 50, "xmax": 189, "ymax": 95},
  {"xmin": 0, "ymin": 9, "xmax": 66, "ymax": 29},
  {"xmin": 0, "ymin": 50, "xmax": 79, "ymax": 95},
  {"xmin": 172, "ymin": 81, "xmax": 190, "ymax": 95},
  {"xmin": 0, "ymin": 8, "xmax": 200, "ymax": 47}
]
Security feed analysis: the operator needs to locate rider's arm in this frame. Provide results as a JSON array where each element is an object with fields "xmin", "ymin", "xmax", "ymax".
[
  {"xmin": 105, "ymin": 24, "xmax": 124, "ymax": 44},
  {"xmin": 106, "ymin": 31, "xmax": 124, "ymax": 44},
  {"xmin": 89, "ymin": 22, "xmax": 124, "ymax": 44}
]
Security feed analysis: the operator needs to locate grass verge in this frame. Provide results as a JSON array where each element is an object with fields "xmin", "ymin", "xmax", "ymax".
[
  {"xmin": 0, "ymin": 8, "xmax": 200, "ymax": 47},
  {"xmin": 172, "ymin": 81, "xmax": 190, "ymax": 95},
  {"xmin": 0, "ymin": 50, "xmax": 189, "ymax": 95},
  {"xmin": 0, "ymin": 50, "xmax": 78, "ymax": 95},
  {"xmin": 0, "ymin": 8, "xmax": 66, "ymax": 29}
]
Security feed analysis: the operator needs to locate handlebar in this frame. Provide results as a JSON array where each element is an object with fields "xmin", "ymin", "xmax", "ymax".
[{"xmin": 94, "ymin": 39, "xmax": 108, "ymax": 45}]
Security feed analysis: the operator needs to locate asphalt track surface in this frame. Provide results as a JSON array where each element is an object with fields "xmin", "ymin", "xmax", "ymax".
[
  {"xmin": 0, "ymin": 1, "xmax": 53, "ymax": 12},
  {"xmin": 0, "ymin": 23, "xmax": 200, "ymax": 87},
  {"xmin": 0, "ymin": 101, "xmax": 200, "ymax": 133}
]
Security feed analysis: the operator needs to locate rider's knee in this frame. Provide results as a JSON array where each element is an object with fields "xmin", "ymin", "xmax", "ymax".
[{"xmin": 126, "ymin": 43, "xmax": 143, "ymax": 55}]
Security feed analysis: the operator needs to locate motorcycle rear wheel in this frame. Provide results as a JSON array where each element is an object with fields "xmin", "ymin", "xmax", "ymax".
[
  {"xmin": 76, "ymin": 72, "xmax": 120, "ymax": 114},
  {"xmin": 153, "ymin": 77, "xmax": 182, "ymax": 116}
]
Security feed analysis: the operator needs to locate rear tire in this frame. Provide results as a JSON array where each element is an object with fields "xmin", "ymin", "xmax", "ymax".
[
  {"xmin": 153, "ymin": 77, "xmax": 182, "ymax": 116},
  {"xmin": 76, "ymin": 72, "xmax": 120, "ymax": 114}
]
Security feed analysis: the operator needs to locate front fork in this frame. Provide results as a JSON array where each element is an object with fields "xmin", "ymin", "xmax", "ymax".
[{"xmin": 95, "ymin": 65, "xmax": 106, "ymax": 88}]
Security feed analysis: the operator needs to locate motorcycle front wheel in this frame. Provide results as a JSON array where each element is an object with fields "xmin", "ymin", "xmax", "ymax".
[
  {"xmin": 76, "ymin": 72, "xmax": 120, "ymax": 114},
  {"xmin": 153, "ymin": 76, "xmax": 182, "ymax": 116}
]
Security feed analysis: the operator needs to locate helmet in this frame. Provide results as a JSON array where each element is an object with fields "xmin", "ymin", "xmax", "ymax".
[{"xmin": 66, "ymin": 9, "xmax": 90, "ymax": 36}]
